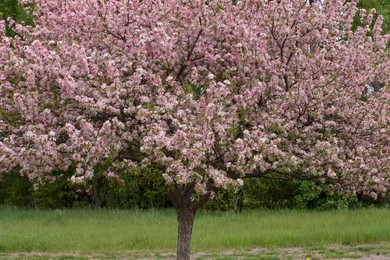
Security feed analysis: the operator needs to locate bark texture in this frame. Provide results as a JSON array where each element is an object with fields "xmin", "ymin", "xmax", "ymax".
[
  {"xmin": 169, "ymin": 185, "xmax": 212, "ymax": 260},
  {"xmin": 176, "ymin": 204, "xmax": 196, "ymax": 260}
]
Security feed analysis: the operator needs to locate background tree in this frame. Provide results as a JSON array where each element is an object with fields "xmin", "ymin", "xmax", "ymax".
[
  {"xmin": 1, "ymin": 0, "xmax": 390, "ymax": 259},
  {"xmin": 0, "ymin": 0, "xmax": 33, "ymax": 37},
  {"xmin": 357, "ymin": 0, "xmax": 390, "ymax": 34}
]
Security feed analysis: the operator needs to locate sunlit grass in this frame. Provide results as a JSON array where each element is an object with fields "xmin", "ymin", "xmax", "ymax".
[{"xmin": 0, "ymin": 208, "xmax": 390, "ymax": 254}]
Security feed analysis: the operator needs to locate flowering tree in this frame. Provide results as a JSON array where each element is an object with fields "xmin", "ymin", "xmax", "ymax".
[{"xmin": 1, "ymin": 0, "xmax": 390, "ymax": 258}]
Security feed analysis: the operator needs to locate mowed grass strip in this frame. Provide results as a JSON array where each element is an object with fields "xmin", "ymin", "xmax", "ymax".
[{"xmin": 0, "ymin": 208, "xmax": 390, "ymax": 253}]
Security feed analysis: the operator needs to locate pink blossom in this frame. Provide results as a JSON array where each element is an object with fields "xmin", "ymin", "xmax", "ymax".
[{"xmin": 0, "ymin": 1, "xmax": 388, "ymax": 233}]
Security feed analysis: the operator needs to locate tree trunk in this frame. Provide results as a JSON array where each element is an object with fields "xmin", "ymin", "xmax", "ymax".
[
  {"xmin": 169, "ymin": 184, "xmax": 211, "ymax": 260},
  {"xmin": 93, "ymin": 177, "xmax": 102, "ymax": 208},
  {"xmin": 176, "ymin": 204, "xmax": 196, "ymax": 260}
]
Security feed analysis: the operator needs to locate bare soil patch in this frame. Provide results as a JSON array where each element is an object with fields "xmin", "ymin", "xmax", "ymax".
[{"xmin": 2, "ymin": 243, "xmax": 390, "ymax": 259}]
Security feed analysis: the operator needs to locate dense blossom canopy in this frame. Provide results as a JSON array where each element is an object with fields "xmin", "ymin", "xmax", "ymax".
[{"xmin": 1, "ymin": 0, "xmax": 390, "ymax": 199}]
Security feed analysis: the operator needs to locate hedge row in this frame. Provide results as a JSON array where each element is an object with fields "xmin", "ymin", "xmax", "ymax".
[{"xmin": 1, "ymin": 168, "xmax": 387, "ymax": 210}]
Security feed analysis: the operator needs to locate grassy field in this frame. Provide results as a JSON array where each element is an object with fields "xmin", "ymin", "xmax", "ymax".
[{"xmin": 1, "ymin": 208, "xmax": 390, "ymax": 259}]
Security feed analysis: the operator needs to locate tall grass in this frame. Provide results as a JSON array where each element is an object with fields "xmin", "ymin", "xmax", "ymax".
[{"xmin": 0, "ymin": 208, "xmax": 390, "ymax": 253}]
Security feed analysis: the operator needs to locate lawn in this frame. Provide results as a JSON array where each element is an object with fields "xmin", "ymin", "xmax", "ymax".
[{"xmin": 1, "ymin": 208, "xmax": 390, "ymax": 259}]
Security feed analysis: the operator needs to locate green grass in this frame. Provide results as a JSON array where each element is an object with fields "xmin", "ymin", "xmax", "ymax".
[{"xmin": 0, "ymin": 208, "xmax": 390, "ymax": 255}]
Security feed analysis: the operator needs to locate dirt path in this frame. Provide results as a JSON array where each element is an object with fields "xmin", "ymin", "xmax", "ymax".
[{"xmin": 2, "ymin": 243, "xmax": 390, "ymax": 259}]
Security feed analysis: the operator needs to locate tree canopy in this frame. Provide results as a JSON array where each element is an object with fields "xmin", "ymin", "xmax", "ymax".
[{"xmin": 1, "ymin": 0, "xmax": 390, "ymax": 259}]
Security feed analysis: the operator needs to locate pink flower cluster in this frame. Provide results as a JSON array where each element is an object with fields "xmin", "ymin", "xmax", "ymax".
[{"xmin": 1, "ymin": 0, "xmax": 389, "ymax": 199}]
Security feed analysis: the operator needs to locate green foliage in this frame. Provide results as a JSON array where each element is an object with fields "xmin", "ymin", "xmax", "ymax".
[
  {"xmin": 0, "ymin": 170, "xmax": 91, "ymax": 209},
  {"xmin": 352, "ymin": 0, "xmax": 390, "ymax": 48},
  {"xmin": 93, "ymin": 167, "xmax": 171, "ymax": 209},
  {"xmin": 291, "ymin": 181, "xmax": 362, "ymax": 210},
  {"xmin": 0, "ymin": 0, "xmax": 33, "ymax": 22},
  {"xmin": 0, "ymin": 171, "xmax": 32, "ymax": 206},
  {"xmin": 204, "ymin": 179, "xmax": 366, "ymax": 212},
  {"xmin": 0, "ymin": 167, "xmax": 171, "ymax": 210},
  {"xmin": 0, "ymin": 0, "xmax": 34, "ymax": 36},
  {"xmin": 32, "ymin": 178, "xmax": 90, "ymax": 209},
  {"xmin": 358, "ymin": 0, "xmax": 390, "ymax": 34},
  {"xmin": 0, "ymin": 170, "xmax": 386, "ymax": 210}
]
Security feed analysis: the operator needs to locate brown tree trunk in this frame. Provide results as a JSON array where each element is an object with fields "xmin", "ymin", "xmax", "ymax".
[
  {"xmin": 92, "ymin": 177, "xmax": 102, "ymax": 208},
  {"xmin": 176, "ymin": 204, "xmax": 196, "ymax": 260},
  {"xmin": 169, "ymin": 184, "xmax": 212, "ymax": 260}
]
